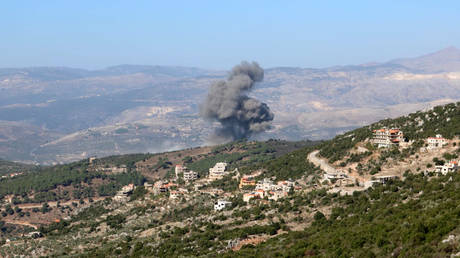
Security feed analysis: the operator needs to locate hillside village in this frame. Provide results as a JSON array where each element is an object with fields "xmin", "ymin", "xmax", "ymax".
[
  {"xmin": 0, "ymin": 102, "xmax": 458, "ymax": 257},
  {"xmin": 112, "ymin": 125, "xmax": 458, "ymax": 211}
]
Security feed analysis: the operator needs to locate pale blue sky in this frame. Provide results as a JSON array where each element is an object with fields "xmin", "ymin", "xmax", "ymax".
[{"xmin": 2, "ymin": 1, "xmax": 459, "ymax": 69}]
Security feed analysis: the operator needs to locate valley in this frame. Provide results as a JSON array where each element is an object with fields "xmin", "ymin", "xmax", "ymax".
[{"xmin": 2, "ymin": 48, "xmax": 460, "ymax": 164}]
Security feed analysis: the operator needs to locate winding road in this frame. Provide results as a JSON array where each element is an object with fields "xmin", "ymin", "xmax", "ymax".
[{"xmin": 307, "ymin": 150, "xmax": 338, "ymax": 174}]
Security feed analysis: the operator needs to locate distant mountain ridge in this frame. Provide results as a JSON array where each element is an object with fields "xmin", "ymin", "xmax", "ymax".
[
  {"xmin": 389, "ymin": 46, "xmax": 460, "ymax": 72},
  {"xmin": 0, "ymin": 47, "xmax": 460, "ymax": 164}
]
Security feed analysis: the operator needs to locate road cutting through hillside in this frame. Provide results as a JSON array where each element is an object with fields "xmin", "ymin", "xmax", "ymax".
[
  {"xmin": 307, "ymin": 150, "xmax": 366, "ymax": 187},
  {"xmin": 16, "ymin": 197, "xmax": 107, "ymax": 209},
  {"xmin": 307, "ymin": 150, "xmax": 337, "ymax": 174},
  {"xmin": 3, "ymin": 219, "xmax": 38, "ymax": 229}
]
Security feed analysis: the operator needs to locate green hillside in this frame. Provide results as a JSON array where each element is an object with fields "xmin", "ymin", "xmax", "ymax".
[
  {"xmin": 0, "ymin": 102, "xmax": 459, "ymax": 257},
  {"xmin": 0, "ymin": 159, "xmax": 37, "ymax": 176}
]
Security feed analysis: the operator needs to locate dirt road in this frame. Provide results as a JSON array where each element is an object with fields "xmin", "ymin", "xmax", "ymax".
[
  {"xmin": 17, "ymin": 197, "xmax": 107, "ymax": 209},
  {"xmin": 307, "ymin": 150, "xmax": 337, "ymax": 174},
  {"xmin": 3, "ymin": 219, "xmax": 38, "ymax": 229}
]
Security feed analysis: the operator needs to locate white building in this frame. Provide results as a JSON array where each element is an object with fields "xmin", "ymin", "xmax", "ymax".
[
  {"xmin": 435, "ymin": 160, "xmax": 459, "ymax": 175},
  {"xmin": 214, "ymin": 200, "xmax": 232, "ymax": 211},
  {"xmin": 255, "ymin": 178, "xmax": 276, "ymax": 191},
  {"xmin": 323, "ymin": 173, "xmax": 348, "ymax": 182},
  {"xmin": 175, "ymin": 165, "xmax": 186, "ymax": 178},
  {"xmin": 183, "ymin": 170, "xmax": 198, "ymax": 181},
  {"xmin": 209, "ymin": 162, "xmax": 228, "ymax": 180},
  {"xmin": 427, "ymin": 134, "xmax": 447, "ymax": 149},
  {"xmin": 363, "ymin": 175, "xmax": 398, "ymax": 189},
  {"xmin": 372, "ymin": 128, "xmax": 404, "ymax": 148}
]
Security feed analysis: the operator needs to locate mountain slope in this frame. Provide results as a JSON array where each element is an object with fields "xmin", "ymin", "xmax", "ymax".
[
  {"xmin": 1, "ymin": 102, "xmax": 459, "ymax": 256},
  {"xmin": 1, "ymin": 48, "xmax": 460, "ymax": 164},
  {"xmin": 390, "ymin": 46, "xmax": 460, "ymax": 73}
]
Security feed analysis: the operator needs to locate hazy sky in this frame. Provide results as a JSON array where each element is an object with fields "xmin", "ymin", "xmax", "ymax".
[{"xmin": 2, "ymin": 1, "xmax": 460, "ymax": 69}]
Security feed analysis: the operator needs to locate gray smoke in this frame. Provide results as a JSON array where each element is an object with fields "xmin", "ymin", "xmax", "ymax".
[{"xmin": 200, "ymin": 61, "xmax": 274, "ymax": 142}]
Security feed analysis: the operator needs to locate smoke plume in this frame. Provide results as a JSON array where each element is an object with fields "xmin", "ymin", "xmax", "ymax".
[{"xmin": 200, "ymin": 61, "xmax": 274, "ymax": 142}]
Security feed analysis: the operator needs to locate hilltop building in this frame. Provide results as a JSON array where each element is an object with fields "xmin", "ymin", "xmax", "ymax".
[
  {"xmin": 175, "ymin": 165, "xmax": 186, "ymax": 178},
  {"xmin": 372, "ymin": 128, "xmax": 404, "ymax": 148},
  {"xmin": 427, "ymin": 134, "xmax": 447, "ymax": 149},
  {"xmin": 88, "ymin": 156, "xmax": 97, "ymax": 164},
  {"xmin": 208, "ymin": 162, "xmax": 228, "ymax": 180}
]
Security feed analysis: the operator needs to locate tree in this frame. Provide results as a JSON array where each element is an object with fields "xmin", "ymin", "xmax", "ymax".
[{"xmin": 41, "ymin": 203, "xmax": 51, "ymax": 213}]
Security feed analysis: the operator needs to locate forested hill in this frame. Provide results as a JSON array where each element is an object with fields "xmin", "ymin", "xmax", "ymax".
[
  {"xmin": 319, "ymin": 101, "xmax": 460, "ymax": 162},
  {"xmin": 0, "ymin": 159, "xmax": 37, "ymax": 176},
  {"xmin": 0, "ymin": 102, "xmax": 459, "ymax": 257},
  {"xmin": 233, "ymin": 101, "xmax": 460, "ymax": 257}
]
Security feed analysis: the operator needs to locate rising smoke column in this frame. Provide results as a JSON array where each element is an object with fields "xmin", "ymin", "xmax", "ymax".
[{"xmin": 200, "ymin": 61, "xmax": 274, "ymax": 142}]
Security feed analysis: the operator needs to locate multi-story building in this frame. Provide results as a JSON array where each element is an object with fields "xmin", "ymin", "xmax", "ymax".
[
  {"xmin": 372, "ymin": 128, "xmax": 404, "ymax": 148},
  {"xmin": 255, "ymin": 178, "xmax": 276, "ymax": 191},
  {"xmin": 175, "ymin": 165, "xmax": 186, "ymax": 178},
  {"xmin": 208, "ymin": 162, "xmax": 228, "ymax": 180},
  {"xmin": 183, "ymin": 170, "xmax": 198, "ymax": 181},
  {"xmin": 175, "ymin": 164, "xmax": 198, "ymax": 181},
  {"xmin": 239, "ymin": 176, "xmax": 256, "ymax": 189},
  {"xmin": 427, "ymin": 134, "xmax": 447, "ymax": 149}
]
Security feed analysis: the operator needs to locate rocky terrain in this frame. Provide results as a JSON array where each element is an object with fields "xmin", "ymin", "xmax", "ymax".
[{"xmin": 1, "ymin": 47, "xmax": 460, "ymax": 164}]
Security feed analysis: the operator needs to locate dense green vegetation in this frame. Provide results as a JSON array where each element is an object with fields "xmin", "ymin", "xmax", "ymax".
[
  {"xmin": 254, "ymin": 146, "xmax": 319, "ymax": 180},
  {"xmin": 91, "ymin": 153, "xmax": 155, "ymax": 171},
  {"xmin": 0, "ymin": 159, "xmax": 145, "ymax": 202},
  {"xmin": 235, "ymin": 172, "xmax": 460, "ymax": 257},
  {"xmin": 0, "ymin": 159, "xmax": 38, "ymax": 176},
  {"xmin": 66, "ymin": 172, "xmax": 460, "ymax": 257},
  {"xmin": 187, "ymin": 140, "xmax": 318, "ymax": 178},
  {"xmin": 1, "ymin": 102, "xmax": 460, "ymax": 257}
]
